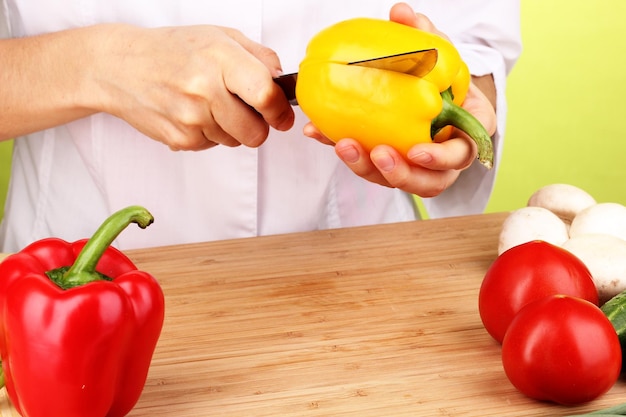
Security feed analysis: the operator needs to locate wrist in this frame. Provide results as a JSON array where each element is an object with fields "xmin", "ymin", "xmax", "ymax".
[
  {"xmin": 471, "ymin": 74, "xmax": 497, "ymax": 111},
  {"xmin": 77, "ymin": 23, "xmax": 141, "ymax": 116}
]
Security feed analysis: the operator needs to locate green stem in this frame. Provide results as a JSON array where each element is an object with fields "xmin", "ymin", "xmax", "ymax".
[
  {"xmin": 48, "ymin": 206, "xmax": 154, "ymax": 290},
  {"xmin": 597, "ymin": 406, "xmax": 626, "ymax": 415},
  {"xmin": 565, "ymin": 402, "xmax": 626, "ymax": 416},
  {"xmin": 431, "ymin": 88, "xmax": 494, "ymax": 169}
]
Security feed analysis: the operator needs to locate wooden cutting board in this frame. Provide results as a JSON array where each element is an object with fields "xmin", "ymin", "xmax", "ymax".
[{"xmin": 0, "ymin": 213, "xmax": 624, "ymax": 416}]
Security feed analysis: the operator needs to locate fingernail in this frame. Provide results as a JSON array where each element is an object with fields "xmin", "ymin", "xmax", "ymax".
[
  {"xmin": 337, "ymin": 143, "xmax": 360, "ymax": 164},
  {"xmin": 276, "ymin": 110, "xmax": 295, "ymax": 131},
  {"xmin": 372, "ymin": 151, "xmax": 396, "ymax": 172},
  {"xmin": 408, "ymin": 150, "xmax": 433, "ymax": 165}
]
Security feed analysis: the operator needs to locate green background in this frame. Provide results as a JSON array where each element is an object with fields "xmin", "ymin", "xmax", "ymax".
[
  {"xmin": 0, "ymin": 140, "xmax": 10, "ymax": 220},
  {"xmin": 485, "ymin": 0, "xmax": 626, "ymax": 211},
  {"xmin": 1, "ymin": 0, "xmax": 625, "ymax": 221}
]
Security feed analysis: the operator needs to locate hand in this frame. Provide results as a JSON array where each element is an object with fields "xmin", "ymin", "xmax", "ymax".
[
  {"xmin": 304, "ymin": 3, "xmax": 497, "ymax": 198},
  {"xmin": 94, "ymin": 24, "xmax": 295, "ymax": 150}
]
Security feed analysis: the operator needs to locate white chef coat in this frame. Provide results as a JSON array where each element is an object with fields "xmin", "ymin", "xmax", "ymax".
[{"xmin": 0, "ymin": 0, "xmax": 521, "ymax": 251}]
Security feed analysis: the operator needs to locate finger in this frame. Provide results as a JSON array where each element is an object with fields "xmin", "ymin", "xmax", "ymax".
[
  {"xmin": 149, "ymin": 119, "xmax": 220, "ymax": 152},
  {"xmin": 201, "ymin": 123, "xmax": 242, "ymax": 148},
  {"xmin": 194, "ymin": 138, "xmax": 220, "ymax": 151},
  {"xmin": 208, "ymin": 89, "xmax": 271, "ymax": 147},
  {"xmin": 389, "ymin": 4, "xmax": 447, "ymax": 38},
  {"xmin": 163, "ymin": 91, "xmax": 249, "ymax": 149},
  {"xmin": 370, "ymin": 145, "xmax": 462, "ymax": 197},
  {"xmin": 336, "ymin": 139, "xmax": 463, "ymax": 197},
  {"xmin": 221, "ymin": 28, "xmax": 295, "ymax": 132},
  {"xmin": 303, "ymin": 122, "xmax": 336, "ymax": 146},
  {"xmin": 169, "ymin": 133, "xmax": 219, "ymax": 151},
  {"xmin": 389, "ymin": 3, "xmax": 420, "ymax": 27},
  {"xmin": 407, "ymin": 137, "xmax": 477, "ymax": 171},
  {"xmin": 164, "ymin": 117, "xmax": 234, "ymax": 151},
  {"xmin": 251, "ymin": 83, "xmax": 295, "ymax": 133},
  {"xmin": 152, "ymin": 121, "xmax": 212, "ymax": 152},
  {"xmin": 224, "ymin": 63, "xmax": 295, "ymax": 134},
  {"xmin": 335, "ymin": 139, "xmax": 389, "ymax": 186},
  {"xmin": 413, "ymin": 13, "xmax": 440, "ymax": 34}
]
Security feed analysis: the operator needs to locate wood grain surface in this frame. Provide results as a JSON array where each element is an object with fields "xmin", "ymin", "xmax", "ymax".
[{"xmin": 1, "ymin": 213, "xmax": 624, "ymax": 416}]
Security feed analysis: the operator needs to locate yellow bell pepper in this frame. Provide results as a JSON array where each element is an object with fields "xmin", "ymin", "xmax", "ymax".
[{"xmin": 296, "ymin": 17, "xmax": 493, "ymax": 168}]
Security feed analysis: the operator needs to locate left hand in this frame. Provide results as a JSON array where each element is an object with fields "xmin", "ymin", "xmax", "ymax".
[{"xmin": 303, "ymin": 2, "xmax": 497, "ymax": 198}]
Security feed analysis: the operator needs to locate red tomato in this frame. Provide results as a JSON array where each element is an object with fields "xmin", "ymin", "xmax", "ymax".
[
  {"xmin": 478, "ymin": 240, "xmax": 598, "ymax": 343},
  {"xmin": 502, "ymin": 295, "xmax": 621, "ymax": 405}
]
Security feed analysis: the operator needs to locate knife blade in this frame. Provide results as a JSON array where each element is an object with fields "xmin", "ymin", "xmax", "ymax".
[{"xmin": 274, "ymin": 48, "xmax": 438, "ymax": 105}]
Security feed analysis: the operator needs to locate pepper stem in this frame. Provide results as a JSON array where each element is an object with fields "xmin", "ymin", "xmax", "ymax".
[
  {"xmin": 431, "ymin": 88, "xmax": 494, "ymax": 169},
  {"xmin": 52, "ymin": 206, "xmax": 154, "ymax": 290}
]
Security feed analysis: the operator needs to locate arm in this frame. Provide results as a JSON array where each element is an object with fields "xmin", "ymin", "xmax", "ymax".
[
  {"xmin": 472, "ymin": 74, "xmax": 496, "ymax": 111},
  {"xmin": 0, "ymin": 28, "xmax": 97, "ymax": 141},
  {"xmin": 0, "ymin": 24, "xmax": 294, "ymax": 148}
]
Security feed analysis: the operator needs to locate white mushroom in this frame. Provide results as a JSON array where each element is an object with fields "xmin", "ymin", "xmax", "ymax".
[
  {"xmin": 527, "ymin": 183, "xmax": 596, "ymax": 224},
  {"xmin": 569, "ymin": 202, "xmax": 626, "ymax": 241},
  {"xmin": 562, "ymin": 234, "xmax": 626, "ymax": 303},
  {"xmin": 498, "ymin": 206, "xmax": 569, "ymax": 255}
]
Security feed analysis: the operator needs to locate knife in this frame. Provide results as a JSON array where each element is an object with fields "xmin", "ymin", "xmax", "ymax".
[{"xmin": 274, "ymin": 48, "xmax": 438, "ymax": 105}]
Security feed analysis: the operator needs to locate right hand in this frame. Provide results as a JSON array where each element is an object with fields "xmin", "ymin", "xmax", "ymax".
[
  {"xmin": 92, "ymin": 24, "xmax": 295, "ymax": 150},
  {"xmin": 303, "ymin": 4, "xmax": 496, "ymax": 198}
]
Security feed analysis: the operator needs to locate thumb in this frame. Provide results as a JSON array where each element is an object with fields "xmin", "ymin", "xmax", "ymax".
[
  {"xmin": 389, "ymin": 2, "xmax": 420, "ymax": 27},
  {"xmin": 389, "ymin": 3, "xmax": 445, "ymax": 38}
]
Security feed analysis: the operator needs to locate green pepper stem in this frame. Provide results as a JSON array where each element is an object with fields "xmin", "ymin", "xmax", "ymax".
[
  {"xmin": 431, "ymin": 88, "xmax": 494, "ymax": 169},
  {"xmin": 60, "ymin": 206, "xmax": 154, "ymax": 289}
]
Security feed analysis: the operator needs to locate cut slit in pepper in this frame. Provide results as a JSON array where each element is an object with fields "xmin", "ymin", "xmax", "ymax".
[{"xmin": 0, "ymin": 205, "xmax": 164, "ymax": 417}]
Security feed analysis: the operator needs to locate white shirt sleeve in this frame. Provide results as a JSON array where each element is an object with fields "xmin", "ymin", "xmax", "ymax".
[
  {"xmin": 0, "ymin": 1, "xmax": 10, "ymax": 38},
  {"xmin": 418, "ymin": 0, "xmax": 522, "ymax": 217}
]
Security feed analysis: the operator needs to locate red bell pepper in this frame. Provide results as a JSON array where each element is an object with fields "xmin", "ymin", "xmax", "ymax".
[{"xmin": 0, "ymin": 206, "xmax": 165, "ymax": 417}]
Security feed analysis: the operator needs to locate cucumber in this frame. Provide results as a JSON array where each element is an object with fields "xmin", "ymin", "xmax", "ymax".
[{"xmin": 601, "ymin": 291, "xmax": 626, "ymax": 356}]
